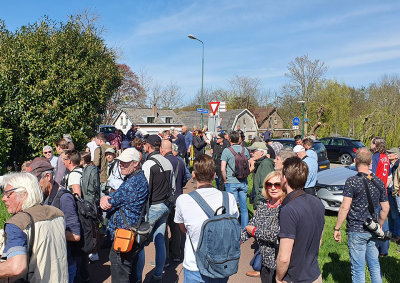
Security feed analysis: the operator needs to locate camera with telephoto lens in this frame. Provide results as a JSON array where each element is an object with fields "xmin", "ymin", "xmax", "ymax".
[{"xmin": 364, "ymin": 217, "xmax": 392, "ymax": 240}]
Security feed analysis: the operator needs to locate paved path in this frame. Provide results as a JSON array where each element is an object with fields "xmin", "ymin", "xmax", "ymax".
[{"xmin": 89, "ymin": 178, "xmax": 259, "ymax": 283}]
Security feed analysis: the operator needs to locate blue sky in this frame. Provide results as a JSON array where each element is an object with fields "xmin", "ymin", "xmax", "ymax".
[{"xmin": 1, "ymin": 0, "xmax": 400, "ymax": 104}]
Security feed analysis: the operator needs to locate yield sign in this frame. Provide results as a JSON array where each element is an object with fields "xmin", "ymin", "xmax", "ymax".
[{"xmin": 209, "ymin": 101, "xmax": 220, "ymax": 115}]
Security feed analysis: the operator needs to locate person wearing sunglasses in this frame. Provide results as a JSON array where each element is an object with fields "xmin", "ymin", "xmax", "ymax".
[
  {"xmin": 42, "ymin": 145, "xmax": 58, "ymax": 170},
  {"xmin": 0, "ymin": 172, "xmax": 68, "ymax": 282},
  {"xmin": 241, "ymin": 171, "xmax": 285, "ymax": 283}
]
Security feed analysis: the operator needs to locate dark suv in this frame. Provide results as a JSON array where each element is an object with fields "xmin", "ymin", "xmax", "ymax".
[
  {"xmin": 272, "ymin": 138, "xmax": 330, "ymax": 171},
  {"xmin": 319, "ymin": 137, "xmax": 365, "ymax": 165}
]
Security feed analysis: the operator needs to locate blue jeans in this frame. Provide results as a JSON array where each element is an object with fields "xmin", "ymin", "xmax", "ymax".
[
  {"xmin": 184, "ymin": 268, "xmax": 229, "ymax": 283},
  {"xmin": 387, "ymin": 187, "xmax": 400, "ymax": 236},
  {"xmin": 225, "ymin": 182, "xmax": 248, "ymax": 229},
  {"xmin": 347, "ymin": 232, "xmax": 382, "ymax": 283},
  {"xmin": 138, "ymin": 202, "xmax": 169, "ymax": 278},
  {"xmin": 376, "ymin": 205, "xmax": 389, "ymax": 255}
]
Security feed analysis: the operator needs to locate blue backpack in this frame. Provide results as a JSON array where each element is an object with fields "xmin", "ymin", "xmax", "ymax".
[{"xmin": 188, "ymin": 191, "xmax": 241, "ymax": 279}]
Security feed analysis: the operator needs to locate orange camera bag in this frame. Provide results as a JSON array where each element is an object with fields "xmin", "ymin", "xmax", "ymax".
[{"xmin": 113, "ymin": 228, "xmax": 135, "ymax": 253}]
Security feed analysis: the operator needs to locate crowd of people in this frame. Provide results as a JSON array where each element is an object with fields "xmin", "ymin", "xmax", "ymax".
[{"xmin": 0, "ymin": 123, "xmax": 398, "ymax": 283}]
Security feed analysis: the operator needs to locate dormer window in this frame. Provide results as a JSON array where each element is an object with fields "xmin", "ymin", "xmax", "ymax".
[
  {"xmin": 147, "ymin": 116, "xmax": 155, "ymax": 123},
  {"xmin": 165, "ymin": 117, "xmax": 173, "ymax": 123}
]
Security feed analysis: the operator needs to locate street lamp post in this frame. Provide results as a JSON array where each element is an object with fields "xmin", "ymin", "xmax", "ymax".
[
  {"xmin": 188, "ymin": 34, "xmax": 205, "ymax": 128},
  {"xmin": 297, "ymin": 100, "xmax": 306, "ymax": 138}
]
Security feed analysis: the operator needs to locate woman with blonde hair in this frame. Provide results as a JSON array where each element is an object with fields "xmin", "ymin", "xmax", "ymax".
[{"xmin": 241, "ymin": 171, "xmax": 286, "ymax": 283}]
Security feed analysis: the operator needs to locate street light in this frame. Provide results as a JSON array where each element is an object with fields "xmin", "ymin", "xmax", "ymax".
[
  {"xmin": 188, "ymin": 34, "xmax": 205, "ymax": 128},
  {"xmin": 297, "ymin": 100, "xmax": 306, "ymax": 138}
]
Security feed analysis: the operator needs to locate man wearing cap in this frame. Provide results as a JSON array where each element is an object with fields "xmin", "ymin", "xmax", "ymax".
[
  {"xmin": 387, "ymin": 147, "xmax": 400, "ymax": 240},
  {"xmin": 42, "ymin": 145, "xmax": 58, "ymax": 169},
  {"xmin": 248, "ymin": 142, "xmax": 275, "ymax": 209},
  {"xmin": 28, "ymin": 157, "xmax": 81, "ymax": 282},
  {"xmin": 100, "ymin": 148, "xmax": 148, "ymax": 282},
  {"xmin": 141, "ymin": 134, "xmax": 174, "ymax": 282},
  {"xmin": 294, "ymin": 145, "xmax": 318, "ymax": 195},
  {"xmin": 212, "ymin": 132, "xmax": 229, "ymax": 191},
  {"xmin": 105, "ymin": 147, "xmax": 116, "ymax": 177}
]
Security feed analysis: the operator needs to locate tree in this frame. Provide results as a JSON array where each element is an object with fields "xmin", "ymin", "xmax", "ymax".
[
  {"xmin": 0, "ymin": 15, "xmax": 121, "ymax": 166},
  {"xmin": 229, "ymin": 75, "xmax": 260, "ymax": 109},
  {"xmin": 160, "ymin": 81, "xmax": 184, "ymax": 109},
  {"xmin": 103, "ymin": 64, "xmax": 144, "ymax": 124}
]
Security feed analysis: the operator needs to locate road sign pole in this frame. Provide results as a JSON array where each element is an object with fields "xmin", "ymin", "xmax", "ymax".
[{"xmin": 302, "ymin": 103, "xmax": 305, "ymax": 138}]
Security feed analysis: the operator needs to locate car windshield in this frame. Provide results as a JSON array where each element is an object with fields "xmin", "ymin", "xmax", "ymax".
[
  {"xmin": 351, "ymin": 141, "xmax": 365, "ymax": 147},
  {"xmin": 312, "ymin": 143, "xmax": 326, "ymax": 154},
  {"xmin": 101, "ymin": 127, "xmax": 115, "ymax": 133}
]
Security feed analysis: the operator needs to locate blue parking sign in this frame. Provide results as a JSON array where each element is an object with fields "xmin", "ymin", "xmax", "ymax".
[{"xmin": 292, "ymin": 117, "xmax": 300, "ymax": 126}]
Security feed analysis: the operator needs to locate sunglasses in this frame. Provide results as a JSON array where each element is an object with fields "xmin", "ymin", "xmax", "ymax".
[
  {"xmin": 265, "ymin": 182, "xmax": 281, "ymax": 190},
  {"xmin": 43, "ymin": 151, "xmax": 52, "ymax": 154}
]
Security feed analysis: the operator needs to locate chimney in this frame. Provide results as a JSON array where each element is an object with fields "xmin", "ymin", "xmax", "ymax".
[{"xmin": 152, "ymin": 104, "xmax": 157, "ymax": 117}]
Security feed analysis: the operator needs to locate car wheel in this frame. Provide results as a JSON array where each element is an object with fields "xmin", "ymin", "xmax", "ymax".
[{"xmin": 340, "ymin": 153, "xmax": 352, "ymax": 165}]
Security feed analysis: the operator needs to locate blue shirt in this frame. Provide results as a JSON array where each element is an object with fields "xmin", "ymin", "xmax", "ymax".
[
  {"xmin": 107, "ymin": 169, "xmax": 149, "ymax": 239},
  {"xmin": 303, "ymin": 156, "xmax": 318, "ymax": 188},
  {"xmin": 183, "ymin": 131, "xmax": 193, "ymax": 151},
  {"xmin": 306, "ymin": 149, "xmax": 318, "ymax": 161},
  {"xmin": 2, "ymin": 224, "xmax": 27, "ymax": 260},
  {"xmin": 173, "ymin": 134, "xmax": 187, "ymax": 155}
]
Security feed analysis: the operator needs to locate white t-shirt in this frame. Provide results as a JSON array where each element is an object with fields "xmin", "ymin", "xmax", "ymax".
[
  {"xmin": 174, "ymin": 187, "xmax": 239, "ymax": 271},
  {"xmin": 86, "ymin": 141, "xmax": 99, "ymax": 162},
  {"xmin": 65, "ymin": 167, "xmax": 83, "ymax": 191}
]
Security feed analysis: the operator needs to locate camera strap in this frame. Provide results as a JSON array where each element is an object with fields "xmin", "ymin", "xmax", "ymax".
[{"xmin": 357, "ymin": 173, "xmax": 375, "ymax": 216}]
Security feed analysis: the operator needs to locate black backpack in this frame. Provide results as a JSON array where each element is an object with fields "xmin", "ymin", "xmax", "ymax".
[
  {"xmin": 227, "ymin": 146, "xmax": 250, "ymax": 180},
  {"xmin": 53, "ymin": 189, "xmax": 98, "ymax": 254}
]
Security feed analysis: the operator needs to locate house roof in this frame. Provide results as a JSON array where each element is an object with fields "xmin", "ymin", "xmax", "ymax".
[
  {"xmin": 219, "ymin": 109, "xmax": 247, "ymax": 130},
  {"xmin": 177, "ymin": 111, "xmax": 202, "ymax": 129},
  {"xmin": 116, "ymin": 107, "xmax": 183, "ymax": 125},
  {"xmin": 250, "ymin": 107, "xmax": 276, "ymax": 127}
]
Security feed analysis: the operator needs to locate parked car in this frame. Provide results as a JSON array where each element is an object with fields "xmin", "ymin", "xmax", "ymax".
[
  {"xmin": 272, "ymin": 138, "xmax": 330, "ymax": 171},
  {"xmin": 99, "ymin": 125, "xmax": 116, "ymax": 137},
  {"xmin": 316, "ymin": 165, "xmax": 357, "ymax": 211},
  {"xmin": 319, "ymin": 137, "xmax": 365, "ymax": 165}
]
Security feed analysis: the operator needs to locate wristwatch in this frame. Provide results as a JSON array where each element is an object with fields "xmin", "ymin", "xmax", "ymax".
[{"xmin": 333, "ymin": 227, "xmax": 340, "ymax": 231}]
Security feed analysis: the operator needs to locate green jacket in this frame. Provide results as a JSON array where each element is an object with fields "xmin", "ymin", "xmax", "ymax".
[{"xmin": 252, "ymin": 157, "xmax": 275, "ymax": 209}]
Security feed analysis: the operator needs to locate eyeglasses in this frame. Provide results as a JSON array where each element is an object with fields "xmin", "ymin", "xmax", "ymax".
[
  {"xmin": 265, "ymin": 182, "xmax": 281, "ymax": 190},
  {"xmin": 43, "ymin": 151, "xmax": 52, "ymax": 154},
  {"xmin": 3, "ymin": 188, "xmax": 20, "ymax": 198}
]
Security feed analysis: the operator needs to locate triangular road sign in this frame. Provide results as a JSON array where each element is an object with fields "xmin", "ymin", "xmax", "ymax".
[{"xmin": 209, "ymin": 101, "xmax": 220, "ymax": 115}]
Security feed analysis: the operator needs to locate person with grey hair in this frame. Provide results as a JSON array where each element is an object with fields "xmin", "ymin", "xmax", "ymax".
[
  {"xmin": 28, "ymin": 157, "xmax": 81, "ymax": 282},
  {"xmin": 0, "ymin": 172, "xmax": 68, "ymax": 282},
  {"xmin": 42, "ymin": 145, "xmax": 58, "ymax": 169},
  {"xmin": 274, "ymin": 146, "xmax": 296, "ymax": 172}
]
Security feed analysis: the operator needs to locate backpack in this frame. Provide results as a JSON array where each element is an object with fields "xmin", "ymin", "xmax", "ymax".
[
  {"xmin": 81, "ymin": 165, "xmax": 100, "ymax": 206},
  {"xmin": 227, "ymin": 146, "xmax": 250, "ymax": 180},
  {"xmin": 53, "ymin": 188, "xmax": 99, "ymax": 254},
  {"xmin": 188, "ymin": 191, "xmax": 241, "ymax": 278}
]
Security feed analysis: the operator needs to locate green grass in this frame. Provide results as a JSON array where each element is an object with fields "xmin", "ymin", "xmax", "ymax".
[
  {"xmin": 246, "ymin": 176, "xmax": 400, "ymax": 283},
  {"xmin": 0, "ymin": 197, "xmax": 10, "ymax": 228}
]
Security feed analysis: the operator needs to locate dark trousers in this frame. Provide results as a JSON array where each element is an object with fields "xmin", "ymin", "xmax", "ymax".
[
  {"xmin": 165, "ymin": 207, "xmax": 182, "ymax": 261},
  {"xmin": 261, "ymin": 266, "xmax": 276, "ymax": 283},
  {"xmin": 109, "ymin": 245, "xmax": 142, "ymax": 283},
  {"xmin": 215, "ymin": 167, "xmax": 225, "ymax": 191},
  {"xmin": 75, "ymin": 253, "xmax": 90, "ymax": 283}
]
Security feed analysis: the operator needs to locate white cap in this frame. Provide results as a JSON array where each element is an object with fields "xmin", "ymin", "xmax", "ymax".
[
  {"xmin": 293, "ymin": 145, "xmax": 305, "ymax": 153},
  {"xmin": 117, "ymin": 148, "xmax": 141, "ymax": 162}
]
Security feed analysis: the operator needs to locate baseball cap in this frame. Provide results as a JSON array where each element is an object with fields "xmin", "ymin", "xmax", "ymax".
[
  {"xmin": 117, "ymin": 148, "xmax": 141, "ymax": 162},
  {"xmin": 145, "ymin": 134, "xmax": 161, "ymax": 147},
  {"xmin": 121, "ymin": 140, "xmax": 132, "ymax": 149},
  {"xmin": 105, "ymin": 147, "xmax": 116, "ymax": 154},
  {"xmin": 217, "ymin": 126, "xmax": 222, "ymax": 130},
  {"xmin": 387, "ymin": 147, "xmax": 400, "ymax": 156},
  {"xmin": 248, "ymin": 142, "xmax": 268, "ymax": 151},
  {"xmin": 293, "ymin": 145, "xmax": 305, "ymax": 153},
  {"xmin": 27, "ymin": 157, "xmax": 54, "ymax": 178}
]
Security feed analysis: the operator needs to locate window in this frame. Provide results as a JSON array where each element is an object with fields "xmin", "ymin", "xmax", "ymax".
[
  {"xmin": 165, "ymin": 117, "xmax": 173, "ymax": 123},
  {"xmin": 274, "ymin": 117, "xmax": 278, "ymax": 125},
  {"xmin": 120, "ymin": 117, "xmax": 123, "ymax": 125},
  {"xmin": 147, "ymin": 117, "xmax": 155, "ymax": 123},
  {"xmin": 248, "ymin": 135, "xmax": 253, "ymax": 140}
]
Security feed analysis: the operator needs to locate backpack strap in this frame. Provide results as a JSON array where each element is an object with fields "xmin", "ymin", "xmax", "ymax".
[
  {"xmin": 189, "ymin": 190, "xmax": 215, "ymax": 218},
  {"xmin": 215, "ymin": 191, "xmax": 230, "ymax": 215},
  {"xmin": 226, "ymin": 146, "xmax": 237, "ymax": 173},
  {"xmin": 52, "ymin": 189, "xmax": 70, "ymax": 209},
  {"xmin": 21, "ymin": 211, "xmax": 34, "ymax": 282}
]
